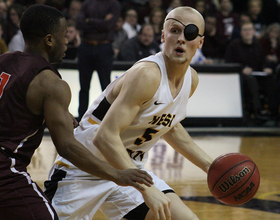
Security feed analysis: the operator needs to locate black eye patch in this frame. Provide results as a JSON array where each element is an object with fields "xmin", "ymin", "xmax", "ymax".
[{"xmin": 166, "ymin": 18, "xmax": 203, "ymax": 41}]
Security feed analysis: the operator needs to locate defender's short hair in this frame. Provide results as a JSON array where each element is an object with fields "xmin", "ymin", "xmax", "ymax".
[{"xmin": 20, "ymin": 4, "xmax": 64, "ymax": 42}]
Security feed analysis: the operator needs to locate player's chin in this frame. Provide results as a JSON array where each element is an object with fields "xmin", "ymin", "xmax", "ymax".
[
  {"xmin": 50, "ymin": 57, "xmax": 63, "ymax": 64},
  {"xmin": 172, "ymin": 56, "xmax": 187, "ymax": 64},
  {"xmin": 58, "ymin": 53, "xmax": 66, "ymax": 63},
  {"xmin": 58, "ymin": 58, "xmax": 64, "ymax": 64}
]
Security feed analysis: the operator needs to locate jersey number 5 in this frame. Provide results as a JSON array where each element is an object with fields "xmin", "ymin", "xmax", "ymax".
[
  {"xmin": 134, "ymin": 128, "xmax": 159, "ymax": 146},
  {"xmin": 0, "ymin": 72, "xmax": 11, "ymax": 98}
]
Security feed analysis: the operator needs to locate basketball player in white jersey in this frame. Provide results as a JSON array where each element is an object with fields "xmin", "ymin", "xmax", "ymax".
[{"xmin": 45, "ymin": 6, "xmax": 213, "ymax": 220}]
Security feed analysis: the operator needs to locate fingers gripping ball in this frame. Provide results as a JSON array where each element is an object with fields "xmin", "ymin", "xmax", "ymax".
[{"xmin": 207, "ymin": 153, "xmax": 260, "ymax": 206}]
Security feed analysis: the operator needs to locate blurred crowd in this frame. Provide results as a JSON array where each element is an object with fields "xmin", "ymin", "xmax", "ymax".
[{"xmin": 1, "ymin": 0, "xmax": 280, "ymax": 126}]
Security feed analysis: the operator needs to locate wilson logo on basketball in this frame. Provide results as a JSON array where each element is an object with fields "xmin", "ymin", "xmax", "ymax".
[{"xmin": 218, "ymin": 167, "xmax": 251, "ymax": 193}]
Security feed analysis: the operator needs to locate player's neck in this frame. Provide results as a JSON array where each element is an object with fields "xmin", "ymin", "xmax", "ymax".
[
  {"xmin": 164, "ymin": 56, "xmax": 189, "ymax": 80},
  {"xmin": 24, "ymin": 45, "xmax": 49, "ymax": 62}
]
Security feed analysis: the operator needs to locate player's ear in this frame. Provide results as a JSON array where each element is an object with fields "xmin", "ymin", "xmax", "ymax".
[
  {"xmin": 45, "ymin": 34, "xmax": 54, "ymax": 47},
  {"xmin": 198, "ymin": 36, "xmax": 204, "ymax": 49}
]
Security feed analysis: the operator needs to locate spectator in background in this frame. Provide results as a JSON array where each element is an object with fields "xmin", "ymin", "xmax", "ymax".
[
  {"xmin": 64, "ymin": 19, "xmax": 80, "ymax": 60},
  {"xmin": 113, "ymin": 15, "xmax": 128, "ymax": 59},
  {"xmin": 118, "ymin": 23, "xmax": 160, "ymax": 61},
  {"xmin": 122, "ymin": 8, "xmax": 141, "ymax": 39},
  {"xmin": 174, "ymin": 0, "xmax": 217, "ymax": 18},
  {"xmin": 166, "ymin": 0, "xmax": 182, "ymax": 14},
  {"xmin": 5, "ymin": 0, "xmax": 15, "ymax": 8},
  {"xmin": 194, "ymin": 0, "xmax": 208, "ymax": 18},
  {"xmin": 216, "ymin": 0, "xmax": 239, "ymax": 43},
  {"xmin": 202, "ymin": 14, "xmax": 227, "ymax": 60},
  {"xmin": 225, "ymin": 21, "xmax": 278, "ymax": 124},
  {"xmin": 138, "ymin": 0, "xmax": 162, "ymax": 24},
  {"xmin": 148, "ymin": 7, "xmax": 165, "ymax": 44},
  {"xmin": 8, "ymin": 25, "xmax": 24, "ymax": 52},
  {"xmin": 191, "ymin": 48, "xmax": 213, "ymax": 65},
  {"xmin": 6, "ymin": 3, "xmax": 24, "ymax": 52},
  {"xmin": 3, "ymin": 3, "xmax": 24, "ymax": 45},
  {"xmin": 196, "ymin": 0, "xmax": 219, "ymax": 15},
  {"xmin": 260, "ymin": 22, "xmax": 280, "ymax": 125},
  {"xmin": 119, "ymin": 0, "xmax": 149, "ymax": 13},
  {"xmin": 63, "ymin": 0, "xmax": 82, "ymax": 21},
  {"xmin": 0, "ymin": 0, "xmax": 7, "ymax": 23},
  {"xmin": 45, "ymin": 0, "xmax": 67, "ymax": 11},
  {"xmin": 0, "ymin": 22, "xmax": 8, "ymax": 54},
  {"xmin": 206, "ymin": 0, "xmax": 219, "ymax": 14},
  {"xmin": 247, "ymin": 0, "xmax": 266, "ymax": 39},
  {"xmin": 234, "ymin": 0, "xmax": 279, "ymax": 26},
  {"xmin": 231, "ymin": 0, "xmax": 248, "ymax": 14},
  {"xmin": 76, "ymin": 0, "xmax": 121, "ymax": 121},
  {"xmin": 231, "ymin": 12, "xmax": 252, "ymax": 41},
  {"xmin": 260, "ymin": 23, "xmax": 280, "ymax": 70},
  {"xmin": 261, "ymin": 0, "xmax": 279, "ymax": 26}
]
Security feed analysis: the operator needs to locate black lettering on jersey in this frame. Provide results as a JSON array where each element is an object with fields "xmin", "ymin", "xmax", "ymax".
[
  {"xmin": 149, "ymin": 114, "xmax": 176, "ymax": 127},
  {"xmin": 148, "ymin": 116, "xmax": 161, "ymax": 125},
  {"xmin": 127, "ymin": 148, "xmax": 145, "ymax": 161},
  {"xmin": 91, "ymin": 97, "xmax": 111, "ymax": 121},
  {"xmin": 167, "ymin": 114, "xmax": 176, "ymax": 127},
  {"xmin": 156, "ymin": 114, "xmax": 166, "ymax": 125}
]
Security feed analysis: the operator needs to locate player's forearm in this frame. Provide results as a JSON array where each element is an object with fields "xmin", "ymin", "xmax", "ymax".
[
  {"xmin": 169, "ymin": 135, "xmax": 212, "ymax": 172},
  {"xmin": 178, "ymin": 142, "xmax": 213, "ymax": 173},
  {"xmin": 163, "ymin": 124, "xmax": 212, "ymax": 173},
  {"xmin": 57, "ymin": 139, "xmax": 119, "ymax": 182}
]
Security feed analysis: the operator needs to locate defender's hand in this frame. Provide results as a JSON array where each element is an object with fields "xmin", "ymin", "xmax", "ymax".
[{"xmin": 114, "ymin": 169, "xmax": 154, "ymax": 191}]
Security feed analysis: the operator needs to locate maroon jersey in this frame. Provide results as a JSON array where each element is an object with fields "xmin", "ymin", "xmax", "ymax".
[{"xmin": 0, "ymin": 51, "xmax": 61, "ymax": 166}]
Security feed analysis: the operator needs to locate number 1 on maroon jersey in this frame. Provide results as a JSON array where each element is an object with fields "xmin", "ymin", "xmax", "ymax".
[{"xmin": 0, "ymin": 72, "xmax": 11, "ymax": 98}]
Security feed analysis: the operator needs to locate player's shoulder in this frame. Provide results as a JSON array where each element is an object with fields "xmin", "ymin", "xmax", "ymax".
[
  {"xmin": 33, "ymin": 69, "xmax": 70, "ymax": 95},
  {"xmin": 27, "ymin": 69, "xmax": 71, "ymax": 114},
  {"xmin": 190, "ymin": 66, "xmax": 199, "ymax": 97},
  {"xmin": 128, "ymin": 61, "xmax": 161, "ymax": 82},
  {"xmin": 117, "ymin": 61, "xmax": 161, "ymax": 100},
  {"xmin": 190, "ymin": 66, "xmax": 198, "ymax": 83},
  {"xmin": 36, "ymin": 69, "xmax": 61, "ymax": 84}
]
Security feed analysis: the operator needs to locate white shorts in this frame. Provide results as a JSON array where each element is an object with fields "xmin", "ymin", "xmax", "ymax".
[{"xmin": 48, "ymin": 165, "xmax": 173, "ymax": 220}]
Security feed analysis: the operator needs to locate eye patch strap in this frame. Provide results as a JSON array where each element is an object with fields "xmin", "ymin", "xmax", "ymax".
[{"xmin": 166, "ymin": 18, "xmax": 186, "ymax": 27}]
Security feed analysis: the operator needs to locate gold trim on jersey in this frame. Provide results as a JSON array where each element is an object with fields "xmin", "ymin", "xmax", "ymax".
[
  {"xmin": 88, "ymin": 118, "xmax": 99, "ymax": 125},
  {"xmin": 55, "ymin": 160, "xmax": 70, "ymax": 168}
]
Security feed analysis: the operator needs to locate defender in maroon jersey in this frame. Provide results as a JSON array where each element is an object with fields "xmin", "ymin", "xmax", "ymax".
[{"xmin": 0, "ymin": 4, "xmax": 153, "ymax": 220}]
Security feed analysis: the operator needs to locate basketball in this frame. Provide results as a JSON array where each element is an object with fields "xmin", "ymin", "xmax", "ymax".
[{"xmin": 207, "ymin": 153, "xmax": 260, "ymax": 206}]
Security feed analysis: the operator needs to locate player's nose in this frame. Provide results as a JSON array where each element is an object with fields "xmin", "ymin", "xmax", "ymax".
[{"xmin": 178, "ymin": 32, "xmax": 186, "ymax": 44}]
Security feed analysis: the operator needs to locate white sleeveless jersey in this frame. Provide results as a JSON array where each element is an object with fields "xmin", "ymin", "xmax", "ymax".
[{"xmin": 57, "ymin": 52, "xmax": 192, "ymax": 169}]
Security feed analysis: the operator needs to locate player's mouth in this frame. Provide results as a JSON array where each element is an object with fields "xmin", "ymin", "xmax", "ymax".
[{"xmin": 175, "ymin": 47, "xmax": 185, "ymax": 55}]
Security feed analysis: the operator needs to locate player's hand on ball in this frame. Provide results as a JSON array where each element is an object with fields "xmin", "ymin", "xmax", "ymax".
[{"xmin": 114, "ymin": 169, "xmax": 154, "ymax": 191}]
